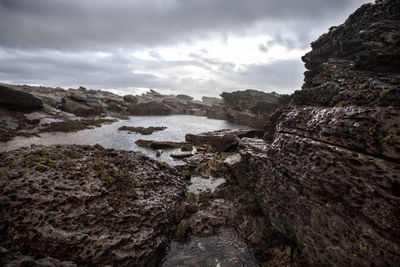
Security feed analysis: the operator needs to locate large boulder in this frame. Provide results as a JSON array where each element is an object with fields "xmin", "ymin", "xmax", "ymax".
[
  {"xmin": 0, "ymin": 145, "xmax": 185, "ymax": 266},
  {"xmin": 61, "ymin": 95, "xmax": 102, "ymax": 117},
  {"xmin": 0, "ymin": 85, "xmax": 43, "ymax": 112}
]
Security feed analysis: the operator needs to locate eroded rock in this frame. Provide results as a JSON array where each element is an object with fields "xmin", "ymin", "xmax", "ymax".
[{"xmin": 0, "ymin": 145, "xmax": 185, "ymax": 266}]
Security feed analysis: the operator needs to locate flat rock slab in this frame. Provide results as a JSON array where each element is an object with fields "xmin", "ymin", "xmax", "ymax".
[{"xmin": 0, "ymin": 145, "xmax": 185, "ymax": 266}]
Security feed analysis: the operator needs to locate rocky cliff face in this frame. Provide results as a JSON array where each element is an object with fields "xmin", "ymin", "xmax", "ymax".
[{"xmin": 227, "ymin": 0, "xmax": 400, "ymax": 265}]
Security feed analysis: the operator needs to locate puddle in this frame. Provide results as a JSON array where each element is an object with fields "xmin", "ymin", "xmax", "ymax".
[
  {"xmin": 188, "ymin": 175, "xmax": 226, "ymax": 194},
  {"xmin": 162, "ymin": 228, "xmax": 260, "ymax": 267}
]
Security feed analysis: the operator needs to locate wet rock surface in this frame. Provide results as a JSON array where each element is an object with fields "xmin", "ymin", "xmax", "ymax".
[
  {"xmin": 118, "ymin": 125, "xmax": 167, "ymax": 135},
  {"xmin": 185, "ymin": 129, "xmax": 263, "ymax": 153},
  {"xmin": 135, "ymin": 139, "xmax": 187, "ymax": 149},
  {"xmin": 0, "ymin": 145, "xmax": 185, "ymax": 266}
]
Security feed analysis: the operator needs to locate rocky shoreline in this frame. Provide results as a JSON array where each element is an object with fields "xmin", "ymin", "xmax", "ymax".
[{"xmin": 1, "ymin": 0, "xmax": 399, "ymax": 266}]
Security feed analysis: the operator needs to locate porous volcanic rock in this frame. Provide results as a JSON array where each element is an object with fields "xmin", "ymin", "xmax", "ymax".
[
  {"xmin": 0, "ymin": 85, "xmax": 43, "ymax": 112},
  {"xmin": 0, "ymin": 145, "xmax": 185, "ymax": 266},
  {"xmin": 227, "ymin": 1, "xmax": 400, "ymax": 265}
]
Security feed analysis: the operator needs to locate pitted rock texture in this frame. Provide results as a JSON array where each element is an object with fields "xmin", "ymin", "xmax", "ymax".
[
  {"xmin": 234, "ymin": 0, "xmax": 400, "ymax": 265},
  {"xmin": 299, "ymin": 0, "xmax": 400, "ymax": 108},
  {"xmin": 231, "ymin": 136, "xmax": 400, "ymax": 266},
  {"xmin": 303, "ymin": 0, "xmax": 400, "ymax": 89},
  {"xmin": 0, "ymin": 145, "xmax": 185, "ymax": 266}
]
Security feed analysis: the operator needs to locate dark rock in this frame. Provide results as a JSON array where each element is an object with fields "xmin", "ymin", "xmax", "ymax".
[
  {"xmin": 135, "ymin": 139, "xmax": 186, "ymax": 149},
  {"xmin": 185, "ymin": 129, "xmax": 263, "ymax": 152},
  {"xmin": 181, "ymin": 144, "xmax": 193, "ymax": 151},
  {"xmin": 185, "ymin": 130, "xmax": 240, "ymax": 152},
  {"xmin": 118, "ymin": 125, "xmax": 167, "ymax": 135},
  {"xmin": 123, "ymin": 95, "xmax": 138, "ymax": 104},
  {"xmin": 0, "ymin": 145, "xmax": 185, "ymax": 266},
  {"xmin": 156, "ymin": 150, "xmax": 163, "ymax": 157},
  {"xmin": 40, "ymin": 96, "xmax": 62, "ymax": 109},
  {"xmin": 170, "ymin": 152, "xmax": 193, "ymax": 159},
  {"xmin": 220, "ymin": 89, "xmax": 280, "ymax": 112},
  {"xmin": 0, "ymin": 85, "xmax": 43, "ymax": 112}
]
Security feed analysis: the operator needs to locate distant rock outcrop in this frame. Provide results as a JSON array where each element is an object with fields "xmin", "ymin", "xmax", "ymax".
[
  {"xmin": 207, "ymin": 89, "xmax": 286, "ymax": 129},
  {"xmin": 201, "ymin": 96, "xmax": 223, "ymax": 106}
]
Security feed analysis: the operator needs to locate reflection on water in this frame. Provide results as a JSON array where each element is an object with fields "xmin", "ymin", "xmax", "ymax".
[
  {"xmin": 1, "ymin": 115, "xmax": 251, "ymax": 165},
  {"xmin": 163, "ymin": 228, "xmax": 260, "ymax": 267}
]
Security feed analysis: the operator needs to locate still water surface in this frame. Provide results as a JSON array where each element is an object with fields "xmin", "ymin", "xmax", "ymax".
[{"xmin": 1, "ymin": 115, "xmax": 251, "ymax": 165}]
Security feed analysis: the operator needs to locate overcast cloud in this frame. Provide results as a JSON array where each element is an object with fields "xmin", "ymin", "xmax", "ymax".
[{"xmin": 0, "ymin": 0, "xmax": 371, "ymax": 98}]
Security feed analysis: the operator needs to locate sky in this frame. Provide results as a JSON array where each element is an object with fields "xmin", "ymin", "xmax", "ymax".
[{"xmin": 0, "ymin": 0, "xmax": 371, "ymax": 99}]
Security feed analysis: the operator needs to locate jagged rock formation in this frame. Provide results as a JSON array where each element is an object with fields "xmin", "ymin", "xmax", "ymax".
[
  {"xmin": 0, "ymin": 145, "xmax": 185, "ymax": 266},
  {"xmin": 207, "ymin": 89, "xmax": 288, "ymax": 129},
  {"xmin": 226, "ymin": 1, "xmax": 400, "ymax": 265}
]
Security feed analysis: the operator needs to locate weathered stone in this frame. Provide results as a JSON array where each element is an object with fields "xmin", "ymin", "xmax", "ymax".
[
  {"xmin": 224, "ymin": 1, "xmax": 400, "ymax": 265},
  {"xmin": 0, "ymin": 85, "xmax": 43, "ymax": 112},
  {"xmin": 61, "ymin": 95, "xmax": 102, "ymax": 117},
  {"xmin": 185, "ymin": 129, "xmax": 263, "ymax": 152},
  {"xmin": 0, "ymin": 145, "xmax": 185, "ymax": 266},
  {"xmin": 185, "ymin": 130, "xmax": 240, "ymax": 152}
]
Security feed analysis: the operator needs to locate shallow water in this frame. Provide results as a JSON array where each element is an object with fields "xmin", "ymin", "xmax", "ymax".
[
  {"xmin": 0, "ymin": 115, "xmax": 251, "ymax": 165},
  {"xmin": 188, "ymin": 175, "xmax": 226, "ymax": 194},
  {"xmin": 162, "ymin": 228, "xmax": 260, "ymax": 267}
]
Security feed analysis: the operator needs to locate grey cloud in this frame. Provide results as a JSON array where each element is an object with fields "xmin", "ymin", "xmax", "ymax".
[
  {"xmin": 0, "ymin": 0, "xmax": 372, "ymax": 98},
  {"xmin": 0, "ymin": 0, "xmax": 371, "ymax": 50}
]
